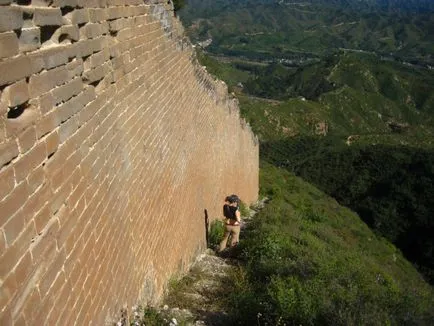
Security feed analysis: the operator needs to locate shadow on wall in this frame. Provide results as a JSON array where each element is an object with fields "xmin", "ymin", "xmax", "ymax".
[{"xmin": 204, "ymin": 209, "xmax": 209, "ymax": 247}]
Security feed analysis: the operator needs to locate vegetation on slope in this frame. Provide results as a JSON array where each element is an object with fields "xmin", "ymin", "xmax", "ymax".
[
  {"xmin": 261, "ymin": 139, "xmax": 434, "ymax": 283},
  {"xmin": 180, "ymin": 0, "xmax": 434, "ymax": 319},
  {"xmin": 227, "ymin": 166, "xmax": 433, "ymax": 325},
  {"xmin": 195, "ymin": 48, "xmax": 434, "ymax": 282}
]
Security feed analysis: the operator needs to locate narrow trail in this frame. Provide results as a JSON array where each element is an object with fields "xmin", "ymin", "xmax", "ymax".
[
  {"xmin": 161, "ymin": 249, "xmax": 239, "ymax": 325},
  {"xmin": 156, "ymin": 200, "xmax": 266, "ymax": 326}
]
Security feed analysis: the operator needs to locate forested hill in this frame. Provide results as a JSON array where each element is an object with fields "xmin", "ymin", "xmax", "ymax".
[{"xmin": 179, "ymin": 0, "xmax": 434, "ymax": 65}]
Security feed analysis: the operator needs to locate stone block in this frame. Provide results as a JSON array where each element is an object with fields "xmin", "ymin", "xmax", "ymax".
[
  {"xmin": 29, "ymin": 65, "xmax": 69, "ymax": 98},
  {"xmin": 33, "ymin": 8, "xmax": 63, "ymax": 27},
  {"xmin": 19, "ymin": 27, "xmax": 41, "ymax": 53},
  {"xmin": 0, "ymin": 31, "xmax": 19, "ymax": 59},
  {"xmin": 18, "ymin": 125, "xmax": 37, "ymax": 154},
  {"xmin": 83, "ymin": 48, "xmax": 109, "ymax": 70},
  {"xmin": 52, "ymin": 0, "xmax": 79, "ymax": 7},
  {"xmin": 13, "ymin": 141, "xmax": 46, "ymax": 182},
  {"xmin": 0, "ymin": 56, "xmax": 32, "ymax": 87},
  {"xmin": 77, "ymin": 0, "xmax": 107, "ymax": 8},
  {"xmin": 65, "ymin": 9, "xmax": 89, "ymax": 25},
  {"xmin": 45, "ymin": 131, "xmax": 59, "ymax": 156},
  {"xmin": 0, "ymin": 166, "xmax": 14, "ymax": 202},
  {"xmin": 0, "ymin": 6, "xmax": 23, "ymax": 33},
  {"xmin": 0, "ymin": 181, "xmax": 29, "ymax": 228},
  {"xmin": 51, "ymin": 77, "xmax": 83, "ymax": 105},
  {"xmin": 52, "ymin": 25, "xmax": 79, "ymax": 44},
  {"xmin": 80, "ymin": 22, "xmax": 108, "ymax": 39},
  {"xmin": 2, "ymin": 79, "xmax": 29, "ymax": 107},
  {"xmin": 89, "ymin": 8, "xmax": 108, "ymax": 22},
  {"xmin": 29, "ymin": 45, "xmax": 70, "ymax": 70},
  {"xmin": 0, "ymin": 139, "xmax": 19, "ymax": 169},
  {"xmin": 66, "ymin": 58, "xmax": 84, "ymax": 78},
  {"xmin": 31, "ymin": 0, "xmax": 53, "ymax": 5}
]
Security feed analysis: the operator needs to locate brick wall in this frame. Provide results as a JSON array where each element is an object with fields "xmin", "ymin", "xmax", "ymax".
[{"xmin": 0, "ymin": 0, "xmax": 259, "ymax": 324}]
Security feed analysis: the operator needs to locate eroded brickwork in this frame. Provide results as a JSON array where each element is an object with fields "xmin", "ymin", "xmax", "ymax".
[{"xmin": 0, "ymin": 1, "xmax": 259, "ymax": 324}]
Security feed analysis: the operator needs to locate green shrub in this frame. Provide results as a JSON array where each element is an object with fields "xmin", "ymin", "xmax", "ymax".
[
  {"xmin": 239, "ymin": 200, "xmax": 250, "ymax": 217},
  {"xmin": 173, "ymin": 0, "xmax": 185, "ymax": 12},
  {"xmin": 130, "ymin": 306, "xmax": 166, "ymax": 326},
  {"xmin": 208, "ymin": 219, "xmax": 225, "ymax": 249}
]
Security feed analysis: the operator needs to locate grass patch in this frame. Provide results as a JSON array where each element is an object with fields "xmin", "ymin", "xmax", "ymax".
[{"xmin": 224, "ymin": 165, "xmax": 434, "ymax": 325}]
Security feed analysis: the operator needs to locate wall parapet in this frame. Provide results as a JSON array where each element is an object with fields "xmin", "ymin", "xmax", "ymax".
[{"xmin": 0, "ymin": 0, "xmax": 259, "ymax": 324}]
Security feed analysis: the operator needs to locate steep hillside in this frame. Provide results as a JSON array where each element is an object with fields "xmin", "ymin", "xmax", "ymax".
[{"xmin": 183, "ymin": 0, "xmax": 434, "ymax": 288}]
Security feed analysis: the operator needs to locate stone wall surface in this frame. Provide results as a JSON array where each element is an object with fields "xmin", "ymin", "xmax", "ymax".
[{"xmin": 0, "ymin": 0, "xmax": 259, "ymax": 324}]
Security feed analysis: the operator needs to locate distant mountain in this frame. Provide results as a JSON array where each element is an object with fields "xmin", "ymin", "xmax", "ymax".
[{"xmin": 180, "ymin": 0, "xmax": 434, "ymax": 65}]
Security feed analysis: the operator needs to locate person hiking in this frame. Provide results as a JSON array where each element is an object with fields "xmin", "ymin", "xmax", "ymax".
[{"xmin": 219, "ymin": 195, "xmax": 241, "ymax": 252}]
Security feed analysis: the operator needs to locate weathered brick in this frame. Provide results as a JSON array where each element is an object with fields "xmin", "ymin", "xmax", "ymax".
[
  {"xmin": 82, "ymin": 61, "xmax": 112, "ymax": 84},
  {"xmin": 33, "ymin": 8, "xmax": 63, "ymax": 26},
  {"xmin": 26, "ymin": 165, "xmax": 45, "ymax": 193},
  {"xmin": 2, "ymin": 79, "xmax": 29, "ymax": 108},
  {"xmin": 45, "ymin": 276, "xmax": 70, "ymax": 325},
  {"xmin": 19, "ymin": 27, "xmax": 41, "ymax": 53},
  {"xmin": 0, "ymin": 230, "xmax": 5, "ymax": 253},
  {"xmin": 83, "ymin": 48, "xmax": 110, "ymax": 71},
  {"xmin": 28, "ymin": 65, "xmax": 69, "ymax": 98},
  {"xmin": 18, "ymin": 126, "xmax": 36, "ymax": 154},
  {"xmin": 3, "ymin": 210, "xmax": 26, "ymax": 246},
  {"xmin": 0, "ymin": 56, "xmax": 32, "ymax": 87},
  {"xmin": 66, "ymin": 58, "xmax": 84, "ymax": 78},
  {"xmin": 21, "ymin": 182, "xmax": 52, "ymax": 226},
  {"xmin": 45, "ymin": 131, "xmax": 60, "ymax": 157},
  {"xmin": 80, "ymin": 22, "xmax": 109, "ymax": 39},
  {"xmin": 65, "ymin": 8, "xmax": 89, "ymax": 25},
  {"xmin": 39, "ymin": 249, "xmax": 65, "ymax": 296},
  {"xmin": 59, "ymin": 116, "xmax": 79, "ymax": 143},
  {"xmin": 13, "ymin": 141, "xmax": 46, "ymax": 183},
  {"xmin": 0, "ymin": 166, "xmax": 15, "ymax": 202},
  {"xmin": 21, "ymin": 288, "xmax": 41, "ymax": 322},
  {"xmin": 51, "ymin": 77, "xmax": 83, "ymax": 105},
  {"xmin": 38, "ymin": 92, "xmax": 54, "ymax": 115},
  {"xmin": 0, "ymin": 6, "xmax": 23, "ymax": 33},
  {"xmin": 0, "ymin": 181, "xmax": 29, "ymax": 228},
  {"xmin": 0, "ymin": 272, "xmax": 17, "ymax": 315},
  {"xmin": 0, "ymin": 221, "xmax": 36, "ymax": 279},
  {"xmin": 4, "ymin": 107, "xmax": 40, "ymax": 140},
  {"xmin": 54, "ymin": 24, "xmax": 80, "ymax": 43},
  {"xmin": 14, "ymin": 251, "xmax": 33, "ymax": 287},
  {"xmin": 0, "ymin": 307, "xmax": 12, "ymax": 326},
  {"xmin": 0, "ymin": 31, "xmax": 19, "ymax": 59},
  {"xmin": 29, "ymin": 45, "xmax": 70, "ymax": 70},
  {"xmin": 33, "ymin": 204, "xmax": 51, "ymax": 235},
  {"xmin": 0, "ymin": 139, "xmax": 19, "ymax": 169},
  {"xmin": 30, "ymin": 218, "xmax": 58, "ymax": 263},
  {"xmin": 36, "ymin": 110, "xmax": 60, "ymax": 138}
]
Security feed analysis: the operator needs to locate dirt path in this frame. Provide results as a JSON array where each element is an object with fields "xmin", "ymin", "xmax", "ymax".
[
  {"xmin": 160, "ymin": 249, "xmax": 240, "ymax": 326},
  {"xmin": 153, "ymin": 200, "xmax": 266, "ymax": 326}
]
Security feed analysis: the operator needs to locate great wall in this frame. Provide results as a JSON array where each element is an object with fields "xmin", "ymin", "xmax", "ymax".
[{"xmin": 0, "ymin": 1, "xmax": 259, "ymax": 324}]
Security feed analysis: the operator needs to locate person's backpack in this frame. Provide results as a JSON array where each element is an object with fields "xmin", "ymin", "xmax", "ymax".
[{"xmin": 223, "ymin": 204, "xmax": 232, "ymax": 219}]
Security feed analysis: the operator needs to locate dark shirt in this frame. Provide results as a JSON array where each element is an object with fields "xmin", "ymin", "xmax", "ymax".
[{"xmin": 223, "ymin": 204, "xmax": 238, "ymax": 220}]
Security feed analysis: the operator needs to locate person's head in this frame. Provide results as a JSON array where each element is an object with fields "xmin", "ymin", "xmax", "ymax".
[{"xmin": 228, "ymin": 195, "xmax": 239, "ymax": 206}]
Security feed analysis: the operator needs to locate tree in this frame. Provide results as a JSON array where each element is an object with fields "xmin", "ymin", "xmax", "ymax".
[{"xmin": 173, "ymin": 0, "xmax": 186, "ymax": 12}]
